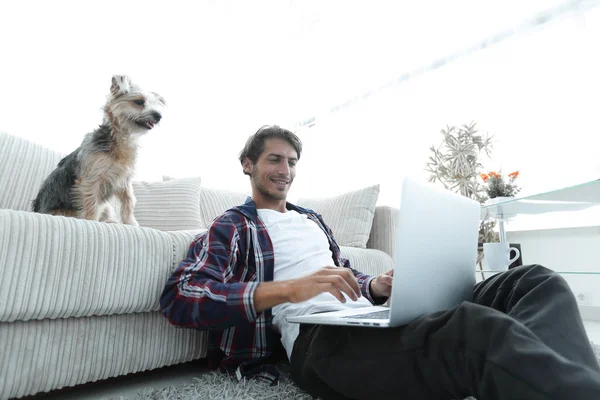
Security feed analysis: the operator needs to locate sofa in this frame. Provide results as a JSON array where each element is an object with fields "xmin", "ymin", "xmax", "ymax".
[{"xmin": 0, "ymin": 132, "xmax": 398, "ymax": 399}]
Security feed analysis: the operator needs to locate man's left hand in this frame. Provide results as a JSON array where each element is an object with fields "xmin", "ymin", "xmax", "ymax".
[{"xmin": 370, "ymin": 269, "xmax": 393, "ymax": 298}]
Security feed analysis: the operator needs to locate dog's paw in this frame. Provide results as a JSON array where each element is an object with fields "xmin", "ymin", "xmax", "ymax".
[{"xmin": 124, "ymin": 218, "xmax": 139, "ymax": 227}]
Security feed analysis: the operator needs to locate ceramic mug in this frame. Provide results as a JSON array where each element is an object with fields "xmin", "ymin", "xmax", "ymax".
[{"xmin": 483, "ymin": 242, "xmax": 521, "ymax": 271}]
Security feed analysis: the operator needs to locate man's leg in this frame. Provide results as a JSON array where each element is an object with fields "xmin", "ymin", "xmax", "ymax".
[
  {"xmin": 291, "ymin": 324, "xmax": 353, "ymax": 400},
  {"xmin": 473, "ymin": 264, "xmax": 599, "ymax": 370},
  {"xmin": 290, "ymin": 265, "xmax": 600, "ymax": 400}
]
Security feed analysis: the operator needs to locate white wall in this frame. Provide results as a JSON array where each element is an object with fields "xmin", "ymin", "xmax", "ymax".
[
  {"xmin": 505, "ymin": 226, "xmax": 600, "ymax": 304},
  {"xmin": 1, "ymin": 2, "xmax": 599, "ymax": 204},
  {"xmin": 293, "ymin": 4, "xmax": 600, "ymax": 206}
]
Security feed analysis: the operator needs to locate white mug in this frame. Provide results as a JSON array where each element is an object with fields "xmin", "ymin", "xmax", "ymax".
[{"xmin": 483, "ymin": 242, "xmax": 520, "ymax": 271}]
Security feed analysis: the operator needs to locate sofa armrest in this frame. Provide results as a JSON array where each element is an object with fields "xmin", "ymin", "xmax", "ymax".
[
  {"xmin": 0, "ymin": 209, "xmax": 176, "ymax": 322},
  {"xmin": 366, "ymin": 205, "xmax": 399, "ymax": 260},
  {"xmin": 166, "ymin": 229, "xmax": 208, "ymax": 262},
  {"xmin": 340, "ymin": 247, "xmax": 393, "ymax": 278}
]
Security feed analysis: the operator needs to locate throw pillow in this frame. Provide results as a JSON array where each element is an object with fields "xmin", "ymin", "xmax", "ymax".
[
  {"xmin": 297, "ymin": 184, "xmax": 380, "ymax": 248},
  {"xmin": 132, "ymin": 176, "xmax": 203, "ymax": 231},
  {"xmin": 198, "ymin": 187, "xmax": 249, "ymax": 228}
]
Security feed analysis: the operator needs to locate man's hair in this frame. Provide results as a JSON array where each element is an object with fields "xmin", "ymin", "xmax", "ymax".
[{"xmin": 239, "ymin": 125, "xmax": 303, "ymax": 176}]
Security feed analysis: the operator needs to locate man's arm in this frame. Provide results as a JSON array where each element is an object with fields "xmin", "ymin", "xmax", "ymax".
[
  {"xmin": 316, "ymin": 213, "xmax": 390, "ymax": 304},
  {"xmin": 159, "ymin": 215, "xmax": 259, "ymax": 330},
  {"xmin": 160, "ymin": 215, "xmax": 365, "ymax": 329}
]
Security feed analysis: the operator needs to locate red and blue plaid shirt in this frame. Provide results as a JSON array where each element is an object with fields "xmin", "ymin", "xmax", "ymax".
[{"xmin": 160, "ymin": 198, "xmax": 380, "ymax": 383}]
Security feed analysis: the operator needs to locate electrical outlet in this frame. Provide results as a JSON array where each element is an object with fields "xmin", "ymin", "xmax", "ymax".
[{"xmin": 575, "ymin": 291, "xmax": 593, "ymax": 306}]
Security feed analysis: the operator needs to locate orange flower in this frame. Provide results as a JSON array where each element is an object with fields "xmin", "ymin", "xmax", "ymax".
[
  {"xmin": 480, "ymin": 173, "xmax": 488, "ymax": 182},
  {"xmin": 488, "ymin": 171, "xmax": 499, "ymax": 178},
  {"xmin": 508, "ymin": 171, "xmax": 520, "ymax": 179}
]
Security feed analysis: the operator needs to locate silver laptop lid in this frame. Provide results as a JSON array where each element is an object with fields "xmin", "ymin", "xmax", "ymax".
[{"xmin": 387, "ymin": 177, "xmax": 480, "ymax": 326}]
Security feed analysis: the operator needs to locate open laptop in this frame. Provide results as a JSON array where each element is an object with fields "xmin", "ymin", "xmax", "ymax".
[{"xmin": 286, "ymin": 177, "xmax": 480, "ymax": 328}]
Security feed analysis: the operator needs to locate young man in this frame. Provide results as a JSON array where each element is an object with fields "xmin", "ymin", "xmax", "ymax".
[{"xmin": 160, "ymin": 125, "xmax": 600, "ymax": 399}]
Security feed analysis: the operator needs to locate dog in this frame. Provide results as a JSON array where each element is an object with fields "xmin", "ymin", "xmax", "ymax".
[{"xmin": 32, "ymin": 75, "xmax": 165, "ymax": 226}]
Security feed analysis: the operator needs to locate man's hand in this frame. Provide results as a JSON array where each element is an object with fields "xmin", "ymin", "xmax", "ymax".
[
  {"xmin": 287, "ymin": 266, "xmax": 362, "ymax": 304},
  {"xmin": 254, "ymin": 266, "xmax": 361, "ymax": 312},
  {"xmin": 370, "ymin": 269, "xmax": 393, "ymax": 298}
]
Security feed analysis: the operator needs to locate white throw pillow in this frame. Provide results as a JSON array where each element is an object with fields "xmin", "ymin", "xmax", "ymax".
[
  {"xmin": 132, "ymin": 176, "xmax": 203, "ymax": 231},
  {"xmin": 198, "ymin": 187, "xmax": 249, "ymax": 228},
  {"xmin": 297, "ymin": 185, "xmax": 380, "ymax": 248}
]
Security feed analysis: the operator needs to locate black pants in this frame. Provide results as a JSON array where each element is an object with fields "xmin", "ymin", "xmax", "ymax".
[{"xmin": 290, "ymin": 265, "xmax": 600, "ymax": 400}]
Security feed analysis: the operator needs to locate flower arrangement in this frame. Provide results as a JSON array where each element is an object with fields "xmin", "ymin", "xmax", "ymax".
[{"xmin": 480, "ymin": 171, "xmax": 521, "ymax": 199}]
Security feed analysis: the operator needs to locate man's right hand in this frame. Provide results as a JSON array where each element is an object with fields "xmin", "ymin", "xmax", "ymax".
[
  {"xmin": 287, "ymin": 266, "xmax": 361, "ymax": 304},
  {"xmin": 253, "ymin": 266, "xmax": 362, "ymax": 313}
]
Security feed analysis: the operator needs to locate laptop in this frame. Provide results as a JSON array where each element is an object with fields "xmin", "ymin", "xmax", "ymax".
[{"xmin": 286, "ymin": 177, "xmax": 480, "ymax": 328}]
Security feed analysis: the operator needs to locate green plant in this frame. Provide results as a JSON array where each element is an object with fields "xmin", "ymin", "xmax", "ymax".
[{"xmin": 425, "ymin": 122, "xmax": 499, "ymax": 245}]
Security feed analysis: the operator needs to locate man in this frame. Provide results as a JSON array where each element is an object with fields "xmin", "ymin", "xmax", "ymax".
[{"xmin": 160, "ymin": 125, "xmax": 600, "ymax": 399}]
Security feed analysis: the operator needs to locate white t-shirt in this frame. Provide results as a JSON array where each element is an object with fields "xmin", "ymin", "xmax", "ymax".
[{"xmin": 256, "ymin": 209, "xmax": 373, "ymax": 361}]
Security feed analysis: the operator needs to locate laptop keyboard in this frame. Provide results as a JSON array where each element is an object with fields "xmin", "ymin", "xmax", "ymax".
[{"xmin": 341, "ymin": 309, "xmax": 390, "ymax": 320}]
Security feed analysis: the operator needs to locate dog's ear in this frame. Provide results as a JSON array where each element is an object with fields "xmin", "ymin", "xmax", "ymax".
[
  {"xmin": 110, "ymin": 75, "xmax": 133, "ymax": 96},
  {"xmin": 152, "ymin": 92, "xmax": 166, "ymax": 106}
]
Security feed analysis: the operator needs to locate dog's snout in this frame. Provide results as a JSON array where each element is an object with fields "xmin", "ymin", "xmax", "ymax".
[{"xmin": 151, "ymin": 111, "xmax": 162, "ymax": 122}]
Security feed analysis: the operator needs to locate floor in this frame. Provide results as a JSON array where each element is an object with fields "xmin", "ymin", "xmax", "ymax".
[
  {"xmin": 22, "ymin": 360, "xmax": 211, "ymax": 400},
  {"xmin": 19, "ymin": 321, "xmax": 600, "ymax": 400}
]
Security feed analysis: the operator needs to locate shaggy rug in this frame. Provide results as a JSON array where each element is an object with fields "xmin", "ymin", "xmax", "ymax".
[{"xmin": 117, "ymin": 343, "xmax": 600, "ymax": 400}]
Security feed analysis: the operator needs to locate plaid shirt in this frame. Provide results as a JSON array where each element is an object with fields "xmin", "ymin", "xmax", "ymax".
[{"xmin": 160, "ymin": 198, "xmax": 379, "ymax": 383}]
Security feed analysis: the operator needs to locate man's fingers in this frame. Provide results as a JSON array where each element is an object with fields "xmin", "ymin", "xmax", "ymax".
[
  {"xmin": 379, "ymin": 275, "xmax": 393, "ymax": 286},
  {"xmin": 319, "ymin": 283, "xmax": 345, "ymax": 303},
  {"xmin": 316, "ymin": 275, "xmax": 358, "ymax": 302},
  {"xmin": 328, "ymin": 287, "xmax": 346, "ymax": 303},
  {"xmin": 337, "ymin": 268, "xmax": 361, "ymax": 297},
  {"xmin": 339, "ymin": 270, "xmax": 361, "ymax": 298},
  {"xmin": 290, "ymin": 268, "xmax": 365, "ymax": 304},
  {"xmin": 330, "ymin": 275, "xmax": 358, "ymax": 301},
  {"xmin": 346, "ymin": 270, "xmax": 362, "ymax": 297},
  {"xmin": 317, "ymin": 267, "xmax": 361, "ymax": 298}
]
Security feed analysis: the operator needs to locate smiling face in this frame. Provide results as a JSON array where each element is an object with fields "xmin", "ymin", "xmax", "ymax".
[{"xmin": 243, "ymin": 138, "xmax": 298, "ymax": 211}]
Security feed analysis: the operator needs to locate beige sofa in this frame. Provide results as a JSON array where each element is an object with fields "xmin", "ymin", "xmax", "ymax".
[{"xmin": 0, "ymin": 132, "xmax": 397, "ymax": 399}]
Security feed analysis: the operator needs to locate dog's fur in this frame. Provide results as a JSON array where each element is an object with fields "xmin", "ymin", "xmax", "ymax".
[{"xmin": 32, "ymin": 75, "xmax": 165, "ymax": 225}]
